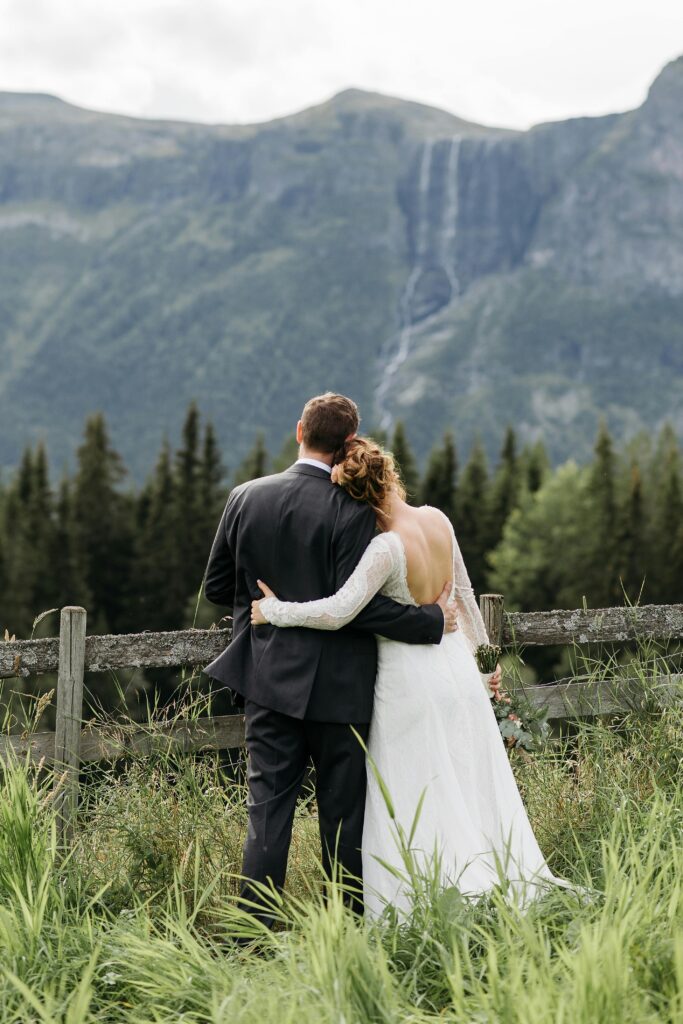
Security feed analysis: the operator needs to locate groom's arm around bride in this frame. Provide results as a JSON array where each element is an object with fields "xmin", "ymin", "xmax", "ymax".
[{"xmin": 201, "ymin": 393, "xmax": 452, "ymax": 921}]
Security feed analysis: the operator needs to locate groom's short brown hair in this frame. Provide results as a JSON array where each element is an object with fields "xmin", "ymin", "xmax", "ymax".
[{"xmin": 301, "ymin": 393, "xmax": 359, "ymax": 454}]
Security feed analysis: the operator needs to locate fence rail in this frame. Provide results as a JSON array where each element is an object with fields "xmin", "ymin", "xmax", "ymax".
[
  {"xmin": 1, "ymin": 597, "xmax": 682, "ymax": 845},
  {"xmin": 0, "ymin": 712, "xmax": 246, "ymax": 765},
  {"xmin": 0, "ymin": 627, "xmax": 233, "ymax": 679},
  {"xmin": 3, "ymin": 603, "xmax": 682, "ymax": 681},
  {"xmin": 502, "ymin": 604, "xmax": 683, "ymax": 647}
]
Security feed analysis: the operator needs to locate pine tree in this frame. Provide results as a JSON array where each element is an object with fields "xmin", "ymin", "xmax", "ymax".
[
  {"xmin": 615, "ymin": 462, "xmax": 646, "ymax": 603},
  {"xmin": 455, "ymin": 440, "xmax": 490, "ymax": 592},
  {"xmin": 234, "ymin": 434, "xmax": 268, "ymax": 486},
  {"xmin": 16, "ymin": 447, "xmax": 33, "ymax": 504},
  {"xmin": 1, "ymin": 445, "xmax": 58, "ymax": 635},
  {"xmin": 523, "ymin": 440, "xmax": 550, "ymax": 494},
  {"xmin": 586, "ymin": 420, "xmax": 620, "ymax": 605},
  {"xmin": 26, "ymin": 443, "xmax": 59, "ymax": 623},
  {"xmin": 488, "ymin": 427, "xmax": 521, "ymax": 551},
  {"xmin": 390, "ymin": 422, "xmax": 419, "ymax": 504},
  {"xmin": 72, "ymin": 413, "xmax": 134, "ymax": 633},
  {"xmin": 650, "ymin": 423, "xmax": 680, "ymax": 492},
  {"xmin": 52, "ymin": 476, "xmax": 91, "ymax": 614},
  {"xmin": 421, "ymin": 432, "xmax": 457, "ymax": 521},
  {"xmin": 175, "ymin": 403, "xmax": 200, "ymax": 501},
  {"xmin": 2, "ymin": 491, "xmax": 26, "ymax": 633},
  {"xmin": 198, "ymin": 421, "xmax": 226, "ymax": 548},
  {"xmin": 1, "ymin": 448, "xmax": 37, "ymax": 633},
  {"xmin": 135, "ymin": 440, "xmax": 187, "ymax": 630},
  {"xmin": 652, "ymin": 444, "xmax": 683, "ymax": 604},
  {"xmin": 174, "ymin": 403, "xmax": 207, "ymax": 601}
]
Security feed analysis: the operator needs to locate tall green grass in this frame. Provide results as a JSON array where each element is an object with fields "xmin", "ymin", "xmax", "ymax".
[{"xmin": 0, "ymin": 686, "xmax": 681, "ymax": 1021}]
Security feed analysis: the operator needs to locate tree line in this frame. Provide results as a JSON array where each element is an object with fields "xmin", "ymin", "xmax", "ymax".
[
  {"xmin": 387, "ymin": 420, "xmax": 682, "ymax": 611},
  {"xmin": 1, "ymin": 407, "xmax": 681, "ymax": 644}
]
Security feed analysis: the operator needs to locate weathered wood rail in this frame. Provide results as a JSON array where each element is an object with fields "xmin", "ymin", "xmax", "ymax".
[
  {"xmin": 1, "ymin": 598, "xmax": 682, "ymax": 843},
  {"xmin": 503, "ymin": 604, "xmax": 683, "ymax": 646},
  {"xmin": 0, "ymin": 626, "xmax": 232, "ymax": 678}
]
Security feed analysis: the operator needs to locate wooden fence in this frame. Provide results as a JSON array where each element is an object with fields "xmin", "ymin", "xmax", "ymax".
[{"xmin": 1, "ymin": 598, "xmax": 682, "ymax": 844}]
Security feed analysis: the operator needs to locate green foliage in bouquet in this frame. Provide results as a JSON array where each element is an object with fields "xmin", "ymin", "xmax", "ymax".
[
  {"xmin": 475, "ymin": 644, "xmax": 549, "ymax": 754},
  {"xmin": 474, "ymin": 643, "xmax": 502, "ymax": 674},
  {"xmin": 493, "ymin": 691, "xmax": 550, "ymax": 754}
]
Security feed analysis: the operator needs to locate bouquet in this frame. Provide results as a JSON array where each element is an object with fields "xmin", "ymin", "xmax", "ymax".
[
  {"xmin": 492, "ymin": 691, "xmax": 550, "ymax": 754},
  {"xmin": 475, "ymin": 643, "xmax": 550, "ymax": 754},
  {"xmin": 474, "ymin": 643, "xmax": 501, "ymax": 697}
]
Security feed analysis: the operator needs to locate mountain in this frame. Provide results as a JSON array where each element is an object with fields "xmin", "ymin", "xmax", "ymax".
[{"xmin": 0, "ymin": 61, "xmax": 681, "ymax": 481}]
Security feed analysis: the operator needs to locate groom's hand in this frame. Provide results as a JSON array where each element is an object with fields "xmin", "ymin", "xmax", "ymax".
[{"xmin": 436, "ymin": 583, "xmax": 458, "ymax": 633}]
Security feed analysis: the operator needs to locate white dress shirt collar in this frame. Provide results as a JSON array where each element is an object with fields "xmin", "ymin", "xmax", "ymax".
[{"xmin": 297, "ymin": 457, "xmax": 332, "ymax": 474}]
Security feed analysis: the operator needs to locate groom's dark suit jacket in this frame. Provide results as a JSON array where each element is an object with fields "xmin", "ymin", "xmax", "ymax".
[{"xmin": 202, "ymin": 462, "xmax": 444, "ymax": 723}]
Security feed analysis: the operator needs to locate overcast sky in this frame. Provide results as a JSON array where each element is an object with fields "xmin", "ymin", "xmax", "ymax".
[{"xmin": 0, "ymin": 0, "xmax": 681, "ymax": 129}]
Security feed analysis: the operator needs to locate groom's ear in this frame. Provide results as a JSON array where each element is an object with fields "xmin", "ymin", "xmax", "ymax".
[{"xmin": 296, "ymin": 420, "xmax": 304, "ymax": 444}]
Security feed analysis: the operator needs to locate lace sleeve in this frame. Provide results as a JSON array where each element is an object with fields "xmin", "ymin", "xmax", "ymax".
[
  {"xmin": 259, "ymin": 533, "xmax": 401, "ymax": 630},
  {"xmin": 450, "ymin": 524, "xmax": 490, "ymax": 654}
]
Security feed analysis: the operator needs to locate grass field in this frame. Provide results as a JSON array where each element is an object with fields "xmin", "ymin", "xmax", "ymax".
[{"xmin": 0, "ymin": 680, "xmax": 681, "ymax": 1022}]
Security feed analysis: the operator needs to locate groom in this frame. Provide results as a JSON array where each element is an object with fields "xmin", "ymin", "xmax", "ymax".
[{"xmin": 203, "ymin": 392, "xmax": 456, "ymax": 917}]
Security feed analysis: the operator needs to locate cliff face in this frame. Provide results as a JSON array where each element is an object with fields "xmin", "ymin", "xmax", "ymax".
[
  {"xmin": 377, "ymin": 59, "xmax": 683, "ymax": 458},
  {"xmin": 0, "ymin": 62, "xmax": 681, "ymax": 478}
]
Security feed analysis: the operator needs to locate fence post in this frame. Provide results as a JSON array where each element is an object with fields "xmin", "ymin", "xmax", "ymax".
[
  {"xmin": 53, "ymin": 606, "xmax": 87, "ymax": 849},
  {"xmin": 480, "ymin": 593, "xmax": 505, "ymax": 647}
]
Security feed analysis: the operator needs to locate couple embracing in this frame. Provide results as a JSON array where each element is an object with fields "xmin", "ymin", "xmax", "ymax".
[{"xmin": 203, "ymin": 392, "xmax": 558, "ymax": 921}]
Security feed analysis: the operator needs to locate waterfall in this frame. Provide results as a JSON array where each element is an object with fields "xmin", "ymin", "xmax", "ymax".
[
  {"xmin": 375, "ymin": 136, "xmax": 461, "ymax": 433},
  {"xmin": 440, "ymin": 136, "xmax": 461, "ymax": 297}
]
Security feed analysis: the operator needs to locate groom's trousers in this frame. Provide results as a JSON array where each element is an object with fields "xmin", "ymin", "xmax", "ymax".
[{"xmin": 240, "ymin": 700, "xmax": 370, "ymax": 920}]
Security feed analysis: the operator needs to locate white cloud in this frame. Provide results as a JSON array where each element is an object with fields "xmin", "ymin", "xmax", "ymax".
[{"xmin": 0, "ymin": 0, "xmax": 680, "ymax": 128}]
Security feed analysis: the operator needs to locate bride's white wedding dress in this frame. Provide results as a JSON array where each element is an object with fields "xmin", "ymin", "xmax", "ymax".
[{"xmin": 260, "ymin": 510, "xmax": 560, "ymax": 916}]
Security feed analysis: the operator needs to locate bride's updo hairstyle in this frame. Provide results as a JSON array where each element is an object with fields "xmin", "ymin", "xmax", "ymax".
[{"xmin": 333, "ymin": 437, "xmax": 406, "ymax": 515}]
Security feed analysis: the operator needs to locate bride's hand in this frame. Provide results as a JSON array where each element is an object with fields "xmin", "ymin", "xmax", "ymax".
[
  {"xmin": 489, "ymin": 664, "xmax": 503, "ymax": 699},
  {"xmin": 251, "ymin": 580, "xmax": 277, "ymax": 626}
]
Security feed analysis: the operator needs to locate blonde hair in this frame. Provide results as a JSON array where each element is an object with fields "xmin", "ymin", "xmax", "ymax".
[{"xmin": 333, "ymin": 437, "xmax": 405, "ymax": 514}]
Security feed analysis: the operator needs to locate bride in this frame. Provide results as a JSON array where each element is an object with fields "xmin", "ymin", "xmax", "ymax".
[{"xmin": 251, "ymin": 436, "xmax": 561, "ymax": 916}]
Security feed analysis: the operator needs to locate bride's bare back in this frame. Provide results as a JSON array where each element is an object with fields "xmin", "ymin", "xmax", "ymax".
[{"xmin": 385, "ymin": 505, "xmax": 453, "ymax": 606}]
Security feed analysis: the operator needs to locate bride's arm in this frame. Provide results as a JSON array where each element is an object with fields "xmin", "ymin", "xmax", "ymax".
[
  {"xmin": 257, "ymin": 534, "xmax": 400, "ymax": 630},
  {"xmin": 452, "ymin": 533, "xmax": 490, "ymax": 653}
]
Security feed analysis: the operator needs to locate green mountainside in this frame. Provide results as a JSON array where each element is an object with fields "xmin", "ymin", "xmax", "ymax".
[{"xmin": 0, "ymin": 60, "xmax": 681, "ymax": 480}]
